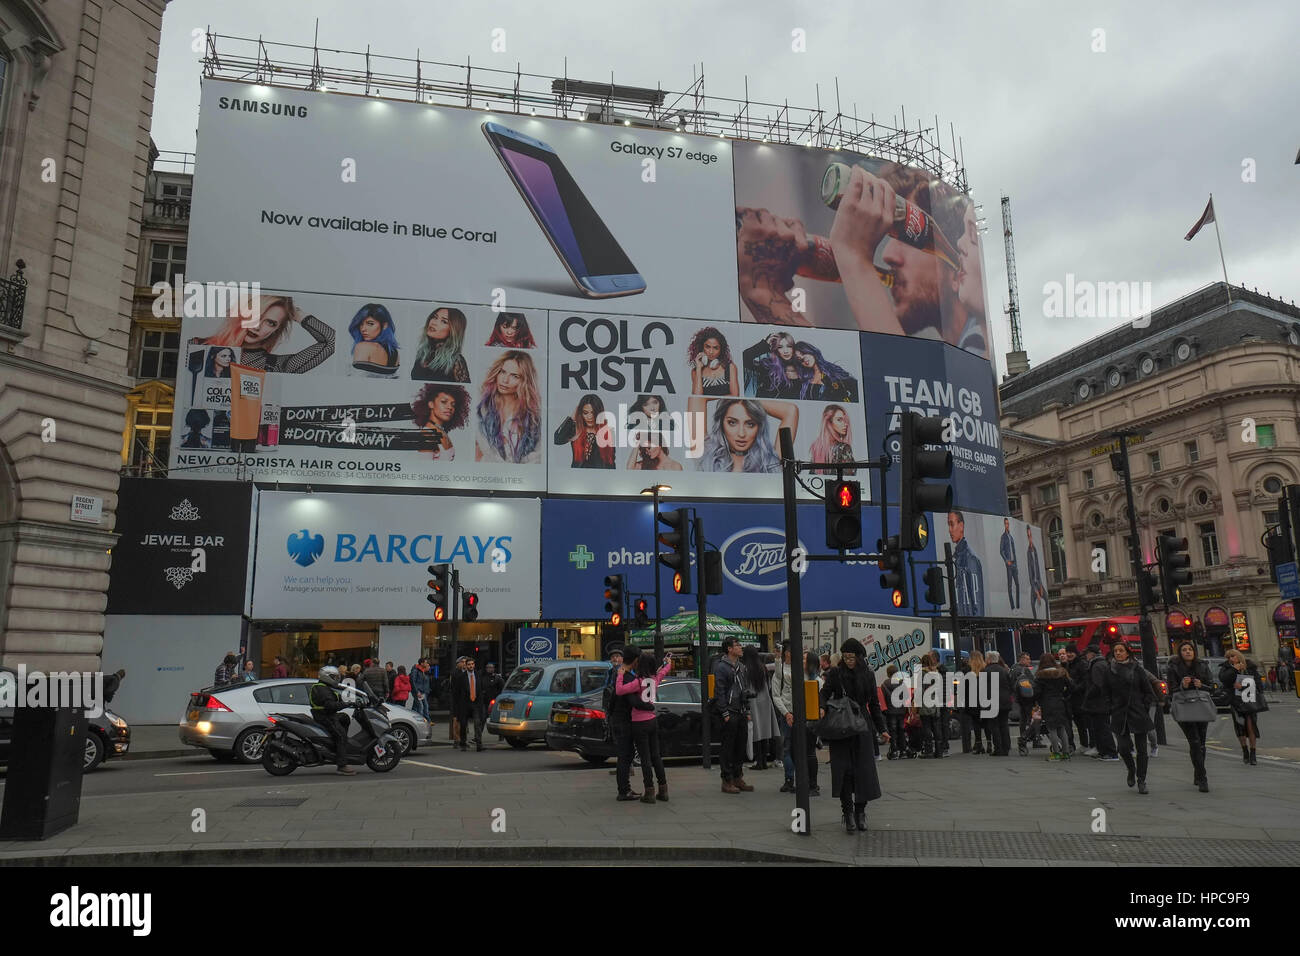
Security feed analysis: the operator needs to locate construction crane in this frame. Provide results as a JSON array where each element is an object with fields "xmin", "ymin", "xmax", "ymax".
[{"xmin": 1001, "ymin": 195, "xmax": 1030, "ymax": 378}]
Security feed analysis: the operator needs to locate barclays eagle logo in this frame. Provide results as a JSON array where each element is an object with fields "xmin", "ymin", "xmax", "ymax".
[{"xmin": 287, "ymin": 529, "xmax": 326, "ymax": 567}]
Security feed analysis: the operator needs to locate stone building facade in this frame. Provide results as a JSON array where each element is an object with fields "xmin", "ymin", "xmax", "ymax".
[
  {"xmin": 1000, "ymin": 284, "xmax": 1300, "ymax": 664},
  {"xmin": 0, "ymin": 0, "xmax": 169, "ymax": 670}
]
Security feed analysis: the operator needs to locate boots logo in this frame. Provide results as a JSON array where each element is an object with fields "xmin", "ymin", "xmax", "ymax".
[
  {"xmin": 287, "ymin": 529, "xmax": 326, "ymax": 567},
  {"xmin": 524, "ymin": 636, "xmax": 552, "ymax": 656},
  {"xmin": 720, "ymin": 527, "xmax": 806, "ymax": 592}
]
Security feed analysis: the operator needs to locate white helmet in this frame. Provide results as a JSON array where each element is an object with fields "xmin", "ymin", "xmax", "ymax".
[{"xmin": 318, "ymin": 666, "xmax": 341, "ymax": 686}]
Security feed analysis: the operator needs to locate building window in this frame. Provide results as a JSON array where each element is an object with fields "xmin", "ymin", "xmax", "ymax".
[
  {"xmin": 159, "ymin": 181, "xmax": 192, "ymax": 200},
  {"xmin": 148, "ymin": 242, "xmax": 187, "ymax": 285},
  {"xmin": 1159, "ymin": 527, "xmax": 1176, "ymax": 544},
  {"xmin": 1264, "ymin": 476, "xmax": 1283, "ymax": 495},
  {"xmin": 1196, "ymin": 489, "xmax": 1210, "ymax": 507},
  {"xmin": 1082, "ymin": 468, "xmax": 1094, "ymax": 490},
  {"xmin": 129, "ymin": 411, "xmax": 172, "ymax": 476},
  {"xmin": 1158, "ymin": 497, "xmax": 1170, "ymax": 513},
  {"xmin": 1091, "ymin": 540, "xmax": 1109, "ymax": 580},
  {"xmin": 1257, "ymin": 424, "xmax": 1277, "ymax": 448},
  {"xmin": 1090, "ymin": 512, "xmax": 1103, "ymax": 528},
  {"xmin": 1184, "ymin": 440, "xmax": 1199, "ymax": 464},
  {"xmin": 1264, "ymin": 510, "xmax": 1280, "ymax": 528},
  {"xmin": 1198, "ymin": 521, "xmax": 1220, "ymax": 566},
  {"xmin": 1039, "ymin": 483, "xmax": 1058, "ymax": 506},
  {"xmin": 1148, "ymin": 451, "xmax": 1162, "ymax": 473},
  {"xmin": 137, "ymin": 329, "xmax": 180, "ymax": 380},
  {"xmin": 1048, "ymin": 516, "xmax": 1067, "ymax": 584},
  {"xmin": 1122, "ymin": 535, "xmax": 1140, "ymax": 576},
  {"xmin": 1007, "ymin": 495, "xmax": 1021, "ymax": 515}
]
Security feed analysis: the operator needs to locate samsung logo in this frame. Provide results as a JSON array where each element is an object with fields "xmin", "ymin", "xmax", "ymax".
[{"xmin": 218, "ymin": 97, "xmax": 308, "ymax": 118}]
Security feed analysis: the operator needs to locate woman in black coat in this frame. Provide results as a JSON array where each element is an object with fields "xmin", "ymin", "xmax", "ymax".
[
  {"xmin": 1219, "ymin": 649, "xmax": 1266, "ymax": 765},
  {"xmin": 818, "ymin": 638, "xmax": 888, "ymax": 834},
  {"xmin": 1166, "ymin": 640, "xmax": 1214, "ymax": 791},
  {"xmin": 1032, "ymin": 653, "xmax": 1072, "ymax": 759},
  {"xmin": 1103, "ymin": 642, "xmax": 1156, "ymax": 793}
]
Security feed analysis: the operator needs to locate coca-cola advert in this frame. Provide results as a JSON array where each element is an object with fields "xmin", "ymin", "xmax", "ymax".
[{"xmin": 733, "ymin": 141, "xmax": 991, "ymax": 360}]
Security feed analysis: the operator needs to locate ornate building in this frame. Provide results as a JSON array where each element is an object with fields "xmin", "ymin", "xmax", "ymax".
[
  {"xmin": 0, "ymin": 0, "xmax": 169, "ymax": 670},
  {"xmin": 1000, "ymin": 283, "xmax": 1300, "ymax": 663}
]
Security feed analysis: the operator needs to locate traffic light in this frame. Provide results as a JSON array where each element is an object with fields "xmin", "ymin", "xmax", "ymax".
[
  {"xmin": 633, "ymin": 598, "xmax": 649, "ymax": 628},
  {"xmin": 1156, "ymin": 535, "xmax": 1191, "ymax": 606},
  {"xmin": 657, "ymin": 508, "xmax": 691, "ymax": 595},
  {"xmin": 703, "ymin": 550, "xmax": 724, "ymax": 595},
  {"xmin": 462, "ymin": 591, "xmax": 479, "ymax": 622},
  {"xmin": 603, "ymin": 575, "xmax": 624, "ymax": 625},
  {"xmin": 899, "ymin": 412, "xmax": 952, "ymax": 550},
  {"xmin": 1137, "ymin": 569, "xmax": 1158, "ymax": 608},
  {"xmin": 825, "ymin": 479, "xmax": 863, "ymax": 550},
  {"xmin": 877, "ymin": 536, "xmax": 908, "ymax": 610},
  {"xmin": 426, "ymin": 563, "xmax": 451, "ymax": 622},
  {"xmin": 923, "ymin": 566, "xmax": 945, "ymax": 606}
]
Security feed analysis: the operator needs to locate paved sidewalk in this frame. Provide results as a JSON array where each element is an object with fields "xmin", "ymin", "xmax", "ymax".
[{"xmin": 5, "ymin": 734, "xmax": 1300, "ymax": 865}]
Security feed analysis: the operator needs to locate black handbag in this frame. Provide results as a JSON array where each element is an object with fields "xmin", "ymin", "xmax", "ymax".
[{"xmin": 819, "ymin": 695, "xmax": 869, "ymax": 740}]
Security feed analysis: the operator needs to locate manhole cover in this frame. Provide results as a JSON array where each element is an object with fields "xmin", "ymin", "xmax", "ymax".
[{"xmin": 234, "ymin": 798, "xmax": 308, "ymax": 808}]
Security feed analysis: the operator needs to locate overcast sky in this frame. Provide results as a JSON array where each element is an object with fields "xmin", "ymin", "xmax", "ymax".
[{"xmin": 151, "ymin": 0, "xmax": 1299, "ymax": 380}]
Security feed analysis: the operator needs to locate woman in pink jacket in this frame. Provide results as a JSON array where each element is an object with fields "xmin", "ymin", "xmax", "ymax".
[{"xmin": 617, "ymin": 650, "xmax": 673, "ymax": 804}]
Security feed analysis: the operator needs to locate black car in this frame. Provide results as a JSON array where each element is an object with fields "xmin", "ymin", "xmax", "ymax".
[
  {"xmin": 0, "ymin": 666, "xmax": 130, "ymax": 772},
  {"xmin": 545, "ymin": 677, "xmax": 722, "ymax": 764}
]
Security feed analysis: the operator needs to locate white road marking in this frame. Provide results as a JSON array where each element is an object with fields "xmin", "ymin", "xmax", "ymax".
[
  {"xmin": 403, "ymin": 759, "xmax": 485, "ymax": 776},
  {"xmin": 155, "ymin": 768, "xmax": 263, "ymax": 777}
]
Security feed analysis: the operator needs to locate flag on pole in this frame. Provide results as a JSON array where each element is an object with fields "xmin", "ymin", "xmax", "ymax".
[{"xmin": 1185, "ymin": 197, "xmax": 1215, "ymax": 241}]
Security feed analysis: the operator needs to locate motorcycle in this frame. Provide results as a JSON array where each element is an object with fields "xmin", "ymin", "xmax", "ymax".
[{"xmin": 262, "ymin": 684, "xmax": 402, "ymax": 775}]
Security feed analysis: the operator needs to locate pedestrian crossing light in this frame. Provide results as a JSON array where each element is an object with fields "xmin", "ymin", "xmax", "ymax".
[
  {"xmin": 634, "ymin": 598, "xmax": 649, "ymax": 628},
  {"xmin": 825, "ymin": 479, "xmax": 863, "ymax": 550},
  {"xmin": 426, "ymin": 563, "xmax": 451, "ymax": 622},
  {"xmin": 462, "ymin": 591, "xmax": 479, "ymax": 623},
  {"xmin": 604, "ymin": 574, "xmax": 624, "ymax": 624}
]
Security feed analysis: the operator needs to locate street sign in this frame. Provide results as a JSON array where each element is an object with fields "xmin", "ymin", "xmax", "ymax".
[{"xmin": 1278, "ymin": 561, "xmax": 1300, "ymax": 599}]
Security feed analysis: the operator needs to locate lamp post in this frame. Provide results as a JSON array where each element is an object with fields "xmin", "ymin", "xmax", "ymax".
[{"xmin": 641, "ymin": 484, "xmax": 671, "ymax": 659}]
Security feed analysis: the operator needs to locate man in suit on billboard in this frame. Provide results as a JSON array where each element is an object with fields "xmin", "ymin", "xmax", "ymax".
[
  {"xmin": 1000, "ymin": 518, "xmax": 1020, "ymax": 611},
  {"xmin": 1026, "ymin": 526, "xmax": 1046, "ymax": 619}
]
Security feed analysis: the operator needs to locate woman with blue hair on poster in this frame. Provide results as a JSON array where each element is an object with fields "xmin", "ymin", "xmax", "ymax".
[
  {"xmin": 793, "ymin": 340, "xmax": 859, "ymax": 403},
  {"xmin": 348, "ymin": 302, "xmax": 401, "ymax": 377},
  {"xmin": 687, "ymin": 396, "xmax": 796, "ymax": 474}
]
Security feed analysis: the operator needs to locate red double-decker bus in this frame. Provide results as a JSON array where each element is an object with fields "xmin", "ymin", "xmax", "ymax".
[{"xmin": 1046, "ymin": 616, "xmax": 1144, "ymax": 657}]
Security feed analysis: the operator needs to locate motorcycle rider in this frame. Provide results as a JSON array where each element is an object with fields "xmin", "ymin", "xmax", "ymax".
[{"xmin": 310, "ymin": 665, "xmax": 358, "ymax": 775}]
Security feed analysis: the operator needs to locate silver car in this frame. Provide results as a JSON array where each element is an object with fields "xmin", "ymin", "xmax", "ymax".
[{"xmin": 178, "ymin": 678, "xmax": 432, "ymax": 763}]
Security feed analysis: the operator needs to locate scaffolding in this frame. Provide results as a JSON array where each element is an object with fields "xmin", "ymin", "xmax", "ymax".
[{"xmin": 199, "ymin": 30, "xmax": 970, "ymax": 192}]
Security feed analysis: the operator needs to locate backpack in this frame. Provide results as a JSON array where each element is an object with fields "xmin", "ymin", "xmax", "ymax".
[{"xmin": 1015, "ymin": 670, "xmax": 1035, "ymax": 699}]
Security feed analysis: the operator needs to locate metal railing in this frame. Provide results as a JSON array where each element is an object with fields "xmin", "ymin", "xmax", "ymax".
[
  {"xmin": 0, "ymin": 260, "xmax": 27, "ymax": 332},
  {"xmin": 144, "ymin": 198, "xmax": 191, "ymax": 223}
]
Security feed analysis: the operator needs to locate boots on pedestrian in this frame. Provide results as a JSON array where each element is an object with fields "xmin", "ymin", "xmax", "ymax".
[
  {"xmin": 1249, "ymin": 749, "xmax": 1257, "ymax": 765},
  {"xmin": 734, "ymin": 776, "xmax": 755, "ymax": 792},
  {"xmin": 1197, "ymin": 777, "xmax": 1210, "ymax": 793},
  {"xmin": 1137, "ymin": 779, "xmax": 1148, "ymax": 795},
  {"xmin": 842, "ymin": 812, "xmax": 856, "ymax": 834},
  {"xmin": 721, "ymin": 778, "xmax": 740, "ymax": 794},
  {"xmin": 640, "ymin": 786, "xmax": 656, "ymax": 804},
  {"xmin": 1242, "ymin": 744, "xmax": 1250, "ymax": 763},
  {"xmin": 854, "ymin": 807, "xmax": 867, "ymax": 831},
  {"xmin": 1121, "ymin": 751, "xmax": 1136, "ymax": 787},
  {"xmin": 656, "ymin": 782, "xmax": 669, "ymax": 802}
]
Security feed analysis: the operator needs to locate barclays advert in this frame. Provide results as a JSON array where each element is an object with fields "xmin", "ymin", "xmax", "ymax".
[{"xmin": 540, "ymin": 498, "xmax": 937, "ymax": 621}]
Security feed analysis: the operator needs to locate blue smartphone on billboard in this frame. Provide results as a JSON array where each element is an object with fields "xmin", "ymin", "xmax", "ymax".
[{"xmin": 482, "ymin": 121, "xmax": 646, "ymax": 299}]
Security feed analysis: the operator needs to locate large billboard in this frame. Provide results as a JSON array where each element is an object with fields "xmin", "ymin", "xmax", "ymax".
[
  {"xmin": 175, "ymin": 79, "xmax": 997, "ymax": 500},
  {"xmin": 931, "ymin": 511, "xmax": 1049, "ymax": 622},
  {"xmin": 250, "ymin": 491, "xmax": 541, "ymax": 620}
]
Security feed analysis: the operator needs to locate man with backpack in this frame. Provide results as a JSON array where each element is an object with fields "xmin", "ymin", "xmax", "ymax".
[{"xmin": 1009, "ymin": 652, "xmax": 1037, "ymax": 754}]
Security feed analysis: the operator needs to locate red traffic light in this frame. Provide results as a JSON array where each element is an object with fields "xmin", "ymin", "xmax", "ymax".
[
  {"xmin": 891, "ymin": 589, "xmax": 903, "ymax": 608},
  {"xmin": 635, "ymin": 599, "xmax": 647, "ymax": 613},
  {"xmin": 1107, "ymin": 624, "xmax": 1118, "ymax": 634},
  {"xmin": 838, "ymin": 483, "xmax": 856, "ymax": 508},
  {"xmin": 465, "ymin": 593, "xmax": 478, "ymax": 608},
  {"xmin": 1182, "ymin": 617, "xmax": 1192, "ymax": 628}
]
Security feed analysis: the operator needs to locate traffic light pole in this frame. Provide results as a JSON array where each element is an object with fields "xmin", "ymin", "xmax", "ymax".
[
  {"xmin": 694, "ymin": 514, "xmax": 711, "ymax": 771},
  {"xmin": 449, "ymin": 567, "xmax": 461, "ymax": 669},
  {"xmin": 651, "ymin": 486, "xmax": 663, "ymax": 661},
  {"xmin": 778, "ymin": 428, "xmax": 810, "ymax": 835},
  {"xmin": 1115, "ymin": 432, "xmax": 1167, "ymax": 746}
]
